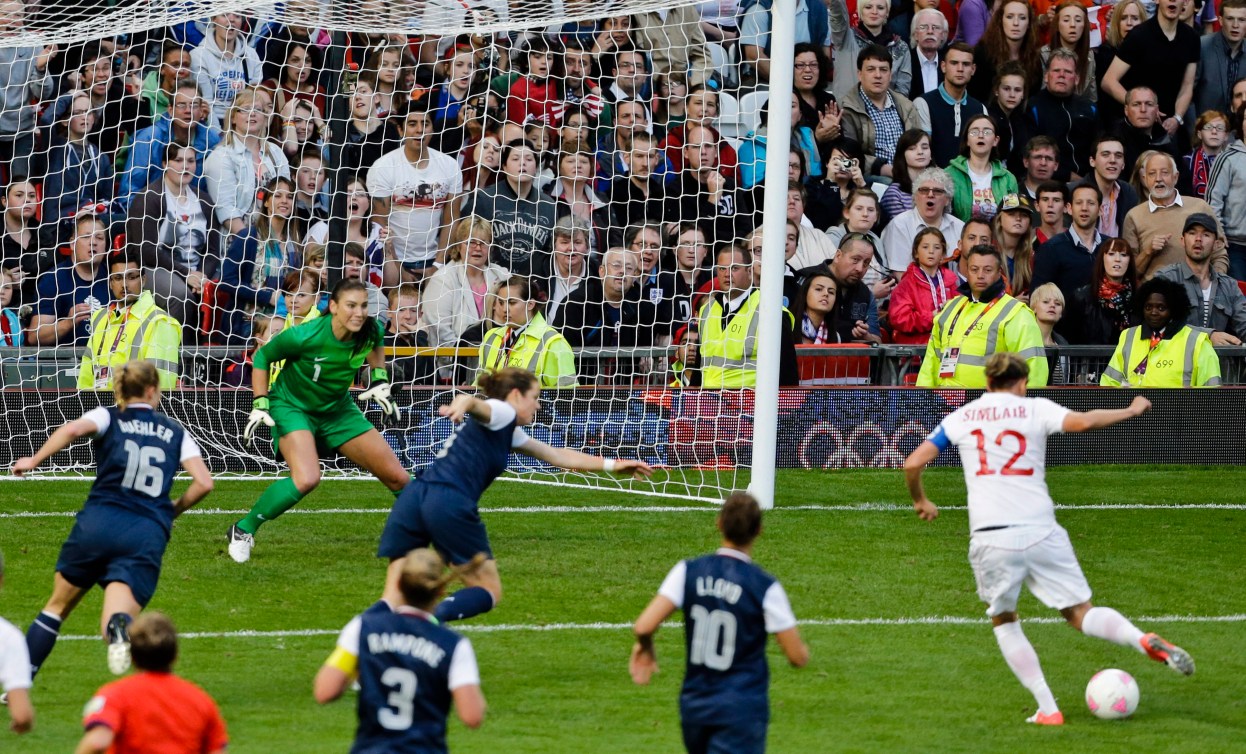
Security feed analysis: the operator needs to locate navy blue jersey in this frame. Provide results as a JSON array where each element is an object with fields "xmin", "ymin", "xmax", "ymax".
[
  {"xmin": 352, "ymin": 609, "xmax": 471, "ymax": 754},
  {"xmin": 673, "ymin": 552, "xmax": 790, "ymax": 726},
  {"xmin": 85, "ymin": 405, "xmax": 192, "ymax": 535},
  {"xmin": 419, "ymin": 399, "xmax": 523, "ymax": 503}
]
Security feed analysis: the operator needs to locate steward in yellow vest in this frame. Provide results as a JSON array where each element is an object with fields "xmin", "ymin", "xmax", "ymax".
[
  {"xmin": 698, "ymin": 246, "xmax": 798, "ymax": 388},
  {"xmin": 917, "ymin": 245, "xmax": 1048, "ymax": 387},
  {"xmin": 1101, "ymin": 277, "xmax": 1222, "ymax": 387},
  {"xmin": 477, "ymin": 277, "xmax": 577, "ymax": 388},
  {"xmin": 79, "ymin": 258, "xmax": 181, "ymax": 390}
]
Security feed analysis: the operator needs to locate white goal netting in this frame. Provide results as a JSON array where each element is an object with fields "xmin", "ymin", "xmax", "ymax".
[{"xmin": 0, "ymin": 0, "xmax": 786, "ymax": 501}]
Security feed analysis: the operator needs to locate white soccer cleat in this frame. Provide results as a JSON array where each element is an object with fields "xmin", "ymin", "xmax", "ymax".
[
  {"xmin": 227, "ymin": 524, "xmax": 255, "ymax": 564},
  {"xmin": 106, "ymin": 614, "xmax": 131, "ymax": 675}
]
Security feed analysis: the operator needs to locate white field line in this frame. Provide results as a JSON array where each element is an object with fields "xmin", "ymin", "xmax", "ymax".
[
  {"xmin": 56, "ymin": 613, "xmax": 1246, "ymax": 641},
  {"xmin": 3, "ymin": 502, "xmax": 1245, "ymax": 519}
]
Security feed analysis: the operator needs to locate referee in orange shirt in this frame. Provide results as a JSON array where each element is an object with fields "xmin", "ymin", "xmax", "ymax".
[{"xmin": 76, "ymin": 612, "xmax": 228, "ymax": 754}]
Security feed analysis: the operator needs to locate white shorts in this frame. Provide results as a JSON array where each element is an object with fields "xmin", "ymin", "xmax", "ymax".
[{"xmin": 968, "ymin": 524, "xmax": 1092, "ymax": 617}]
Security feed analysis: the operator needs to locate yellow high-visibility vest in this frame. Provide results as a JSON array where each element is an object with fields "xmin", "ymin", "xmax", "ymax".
[
  {"xmin": 1100, "ymin": 325, "xmax": 1221, "ymax": 387},
  {"xmin": 916, "ymin": 294, "xmax": 1048, "ymax": 387},
  {"xmin": 78, "ymin": 292, "xmax": 181, "ymax": 390},
  {"xmin": 477, "ymin": 312, "xmax": 578, "ymax": 388}
]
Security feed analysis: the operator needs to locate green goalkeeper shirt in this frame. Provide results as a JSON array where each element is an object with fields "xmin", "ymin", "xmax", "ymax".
[{"xmin": 254, "ymin": 316, "xmax": 383, "ymax": 414}]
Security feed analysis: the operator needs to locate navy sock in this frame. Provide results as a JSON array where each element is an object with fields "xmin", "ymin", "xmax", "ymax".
[
  {"xmin": 26, "ymin": 611, "xmax": 63, "ymax": 678},
  {"xmin": 433, "ymin": 587, "xmax": 495, "ymax": 623},
  {"xmin": 107, "ymin": 612, "xmax": 132, "ymax": 641}
]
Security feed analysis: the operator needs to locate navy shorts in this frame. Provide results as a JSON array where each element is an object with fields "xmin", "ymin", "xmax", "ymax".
[
  {"xmin": 56, "ymin": 506, "xmax": 169, "ymax": 607},
  {"xmin": 681, "ymin": 719, "xmax": 767, "ymax": 754},
  {"xmin": 377, "ymin": 481, "xmax": 493, "ymax": 565}
]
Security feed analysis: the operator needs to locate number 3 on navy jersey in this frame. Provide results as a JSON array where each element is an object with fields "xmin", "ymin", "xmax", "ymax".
[
  {"xmin": 121, "ymin": 439, "xmax": 166, "ymax": 496},
  {"xmin": 377, "ymin": 667, "xmax": 418, "ymax": 730},
  {"xmin": 688, "ymin": 605, "xmax": 737, "ymax": 671},
  {"xmin": 970, "ymin": 429, "xmax": 1033, "ymax": 477}
]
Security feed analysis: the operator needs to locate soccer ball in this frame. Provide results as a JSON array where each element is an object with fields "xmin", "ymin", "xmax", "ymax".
[{"xmin": 1085, "ymin": 669, "xmax": 1140, "ymax": 720}]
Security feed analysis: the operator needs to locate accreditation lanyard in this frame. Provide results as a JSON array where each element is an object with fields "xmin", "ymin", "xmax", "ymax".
[
  {"xmin": 944, "ymin": 297, "xmax": 998, "ymax": 348},
  {"xmin": 925, "ymin": 272, "xmax": 947, "ymax": 313},
  {"xmin": 1132, "ymin": 331, "xmax": 1164, "ymax": 376},
  {"xmin": 501, "ymin": 323, "xmax": 528, "ymax": 363},
  {"xmin": 104, "ymin": 306, "xmax": 133, "ymax": 360}
]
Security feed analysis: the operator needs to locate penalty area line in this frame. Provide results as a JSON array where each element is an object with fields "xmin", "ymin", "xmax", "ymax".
[{"xmin": 57, "ymin": 613, "xmax": 1246, "ymax": 641}]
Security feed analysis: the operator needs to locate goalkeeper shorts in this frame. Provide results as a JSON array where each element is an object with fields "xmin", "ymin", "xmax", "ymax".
[{"xmin": 269, "ymin": 397, "xmax": 376, "ymax": 455}]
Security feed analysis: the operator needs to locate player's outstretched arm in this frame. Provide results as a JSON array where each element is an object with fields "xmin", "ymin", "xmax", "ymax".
[
  {"xmin": 1062, "ymin": 396, "xmax": 1151, "ymax": 434},
  {"xmin": 903, "ymin": 440, "xmax": 941, "ymax": 521},
  {"xmin": 10, "ymin": 417, "xmax": 99, "ymax": 476},
  {"xmin": 774, "ymin": 627, "xmax": 810, "ymax": 668},
  {"xmin": 173, "ymin": 456, "xmax": 215, "ymax": 516},
  {"xmin": 517, "ymin": 438, "xmax": 655, "ymax": 478},
  {"xmin": 630, "ymin": 595, "xmax": 677, "ymax": 685}
]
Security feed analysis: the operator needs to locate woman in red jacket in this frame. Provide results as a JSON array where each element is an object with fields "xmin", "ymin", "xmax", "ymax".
[{"xmin": 888, "ymin": 227, "xmax": 960, "ymax": 345}]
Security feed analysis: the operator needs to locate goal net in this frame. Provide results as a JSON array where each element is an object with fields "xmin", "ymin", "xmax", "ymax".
[{"xmin": 0, "ymin": 0, "xmax": 786, "ymax": 502}]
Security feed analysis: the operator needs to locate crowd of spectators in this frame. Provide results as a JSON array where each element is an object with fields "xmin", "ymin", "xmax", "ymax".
[{"xmin": 3, "ymin": 0, "xmax": 1246, "ymax": 389}]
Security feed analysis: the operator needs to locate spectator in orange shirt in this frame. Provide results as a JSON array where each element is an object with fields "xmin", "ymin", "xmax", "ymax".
[{"xmin": 77, "ymin": 612, "xmax": 227, "ymax": 754}]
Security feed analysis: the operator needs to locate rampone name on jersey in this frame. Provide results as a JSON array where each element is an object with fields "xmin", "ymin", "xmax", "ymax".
[{"xmin": 367, "ymin": 632, "xmax": 447, "ymax": 668}]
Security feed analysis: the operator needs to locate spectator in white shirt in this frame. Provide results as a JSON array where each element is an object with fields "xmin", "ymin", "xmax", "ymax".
[{"xmin": 367, "ymin": 99, "xmax": 463, "ymax": 283}]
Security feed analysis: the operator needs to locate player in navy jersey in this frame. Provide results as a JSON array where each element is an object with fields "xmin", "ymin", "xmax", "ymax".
[
  {"xmin": 315, "ymin": 549, "xmax": 487, "ymax": 753},
  {"xmin": 905, "ymin": 352, "xmax": 1194, "ymax": 725},
  {"xmin": 630, "ymin": 492, "xmax": 809, "ymax": 754},
  {"xmin": 9, "ymin": 360, "xmax": 214, "ymax": 680},
  {"xmin": 377, "ymin": 367, "xmax": 653, "ymax": 623}
]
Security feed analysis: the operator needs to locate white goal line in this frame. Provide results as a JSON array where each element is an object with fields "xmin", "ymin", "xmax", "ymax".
[
  {"xmin": 2, "ymin": 502, "xmax": 1245, "ymax": 519},
  {"xmin": 55, "ymin": 613, "xmax": 1246, "ymax": 641}
]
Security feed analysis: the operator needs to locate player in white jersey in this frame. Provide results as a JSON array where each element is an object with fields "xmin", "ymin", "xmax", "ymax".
[
  {"xmin": 904, "ymin": 353, "xmax": 1195, "ymax": 726},
  {"xmin": 1, "ymin": 550, "xmax": 34, "ymax": 734}
]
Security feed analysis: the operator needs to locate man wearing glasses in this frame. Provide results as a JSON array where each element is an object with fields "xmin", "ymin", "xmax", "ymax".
[
  {"xmin": 908, "ymin": 9, "xmax": 949, "ymax": 101},
  {"xmin": 120, "ymin": 81, "xmax": 221, "ymax": 208},
  {"xmin": 881, "ymin": 167, "xmax": 965, "ymax": 275},
  {"xmin": 78, "ymin": 254, "xmax": 182, "ymax": 390},
  {"xmin": 1024, "ymin": 50, "xmax": 1095, "ymax": 182}
]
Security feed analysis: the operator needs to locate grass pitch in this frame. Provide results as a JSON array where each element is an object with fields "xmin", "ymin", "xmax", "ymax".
[{"xmin": 1, "ymin": 467, "xmax": 1244, "ymax": 753}]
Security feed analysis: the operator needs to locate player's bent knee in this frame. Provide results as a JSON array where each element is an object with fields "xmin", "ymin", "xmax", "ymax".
[
  {"xmin": 1062, "ymin": 602, "xmax": 1092, "ymax": 631},
  {"xmin": 292, "ymin": 469, "xmax": 321, "ymax": 494}
]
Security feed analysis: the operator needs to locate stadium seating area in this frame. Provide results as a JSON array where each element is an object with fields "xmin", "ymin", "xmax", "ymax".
[{"xmin": 3, "ymin": 0, "xmax": 1246, "ymax": 391}]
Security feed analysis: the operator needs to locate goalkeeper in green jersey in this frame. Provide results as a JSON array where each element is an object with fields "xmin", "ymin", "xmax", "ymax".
[{"xmin": 227, "ymin": 279, "xmax": 410, "ymax": 563}]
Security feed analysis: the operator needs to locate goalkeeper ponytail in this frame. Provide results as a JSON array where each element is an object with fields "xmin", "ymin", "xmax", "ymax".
[{"xmin": 329, "ymin": 278, "xmax": 378, "ymax": 355}]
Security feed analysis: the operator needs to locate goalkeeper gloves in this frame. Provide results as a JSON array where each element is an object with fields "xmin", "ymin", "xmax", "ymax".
[
  {"xmin": 359, "ymin": 368, "xmax": 398, "ymax": 425},
  {"xmin": 243, "ymin": 396, "xmax": 275, "ymax": 443}
]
